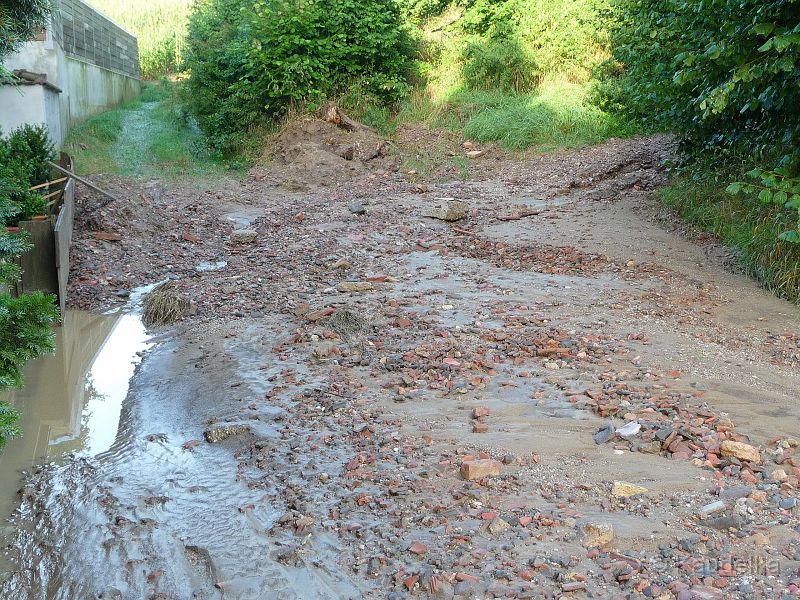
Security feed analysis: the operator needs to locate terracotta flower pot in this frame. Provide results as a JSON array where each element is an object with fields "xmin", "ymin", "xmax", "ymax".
[
  {"xmin": 32, "ymin": 215, "xmax": 48, "ymax": 221},
  {"xmin": 5, "ymin": 226, "xmax": 20, "ymax": 233}
]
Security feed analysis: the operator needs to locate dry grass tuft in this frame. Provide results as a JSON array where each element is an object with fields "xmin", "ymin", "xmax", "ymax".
[
  {"xmin": 142, "ymin": 281, "xmax": 193, "ymax": 326},
  {"xmin": 325, "ymin": 309, "xmax": 370, "ymax": 338}
]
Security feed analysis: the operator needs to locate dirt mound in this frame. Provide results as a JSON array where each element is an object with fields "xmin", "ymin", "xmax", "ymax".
[{"xmin": 269, "ymin": 114, "xmax": 397, "ymax": 186}]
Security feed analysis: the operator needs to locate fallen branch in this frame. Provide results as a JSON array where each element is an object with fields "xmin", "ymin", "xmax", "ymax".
[{"xmin": 47, "ymin": 161, "xmax": 123, "ymax": 204}]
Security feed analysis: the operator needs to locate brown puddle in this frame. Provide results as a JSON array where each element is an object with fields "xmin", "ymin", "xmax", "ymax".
[{"xmin": 0, "ymin": 300, "xmax": 151, "ymax": 573}]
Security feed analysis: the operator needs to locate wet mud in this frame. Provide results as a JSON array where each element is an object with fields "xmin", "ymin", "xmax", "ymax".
[{"xmin": 2, "ymin": 132, "xmax": 800, "ymax": 599}]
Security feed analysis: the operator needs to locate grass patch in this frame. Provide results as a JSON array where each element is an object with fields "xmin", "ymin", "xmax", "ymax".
[
  {"xmin": 409, "ymin": 81, "xmax": 635, "ymax": 150},
  {"xmin": 65, "ymin": 81, "xmax": 230, "ymax": 179},
  {"xmin": 661, "ymin": 167, "xmax": 800, "ymax": 303}
]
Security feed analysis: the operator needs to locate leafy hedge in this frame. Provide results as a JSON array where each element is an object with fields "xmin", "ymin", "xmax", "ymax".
[
  {"xmin": 182, "ymin": 0, "xmax": 415, "ymax": 154},
  {"xmin": 599, "ymin": 0, "xmax": 800, "ymax": 241},
  {"xmin": 600, "ymin": 0, "xmax": 800, "ymax": 165}
]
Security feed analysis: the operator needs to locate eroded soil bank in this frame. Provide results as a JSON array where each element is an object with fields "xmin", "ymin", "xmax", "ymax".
[{"xmin": 2, "ymin": 123, "xmax": 800, "ymax": 599}]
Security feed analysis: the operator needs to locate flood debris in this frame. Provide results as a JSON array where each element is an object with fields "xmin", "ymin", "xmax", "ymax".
[
  {"xmin": 5, "ymin": 134, "xmax": 800, "ymax": 599},
  {"xmin": 142, "ymin": 281, "xmax": 193, "ymax": 326}
]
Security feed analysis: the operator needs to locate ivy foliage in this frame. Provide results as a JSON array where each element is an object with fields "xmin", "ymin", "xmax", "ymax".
[
  {"xmin": 600, "ymin": 0, "xmax": 800, "ymax": 240},
  {"xmin": 182, "ymin": 0, "xmax": 415, "ymax": 154}
]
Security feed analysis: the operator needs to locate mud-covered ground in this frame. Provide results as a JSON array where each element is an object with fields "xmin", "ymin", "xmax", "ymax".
[{"xmin": 3, "ymin": 120, "xmax": 800, "ymax": 600}]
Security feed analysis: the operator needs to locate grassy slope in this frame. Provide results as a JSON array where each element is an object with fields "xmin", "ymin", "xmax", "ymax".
[{"xmin": 65, "ymin": 82, "xmax": 225, "ymax": 178}]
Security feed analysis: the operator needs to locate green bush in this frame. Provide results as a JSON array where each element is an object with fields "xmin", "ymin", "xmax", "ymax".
[
  {"xmin": 601, "ymin": 0, "xmax": 800, "ymax": 163},
  {"xmin": 0, "ymin": 230, "xmax": 59, "ymax": 447},
  {"xmin": 183, "ymin": 0, "xmax": 415, "ymax": 154},
  {"xmin": 462, "ymin": 38, "xmax": 538, "ymax": 92},
  {"xmin": 599, "ymin": 0, "xmax": 800, "ymax": 244},
  {"xmin": 0, "ymin": 125, "xmax": 56, "ymax": 225}
]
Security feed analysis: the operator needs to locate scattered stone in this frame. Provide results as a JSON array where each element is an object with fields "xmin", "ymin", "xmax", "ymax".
[
  {"xmin": 719, "ymin": 440, "xmax": 760, "ymax": 464},
  {"xmin": 616, "ymin": 421, "xmax": 641, "ymax": 438},
  {"xmin": 488, "ymin": 517, "xmax": 511, "ymax": 535},
  {"xmin": 348, "ymin": 200, "xmax": 366, "ymax": 215},
  {"xmin": 460, "ymin": 459, "xmax": 501, "ymax": 480},
  {"xmin": 203, "ymin": 424, "xmax": 251, "ymax": 443},
  {"xmin": 422, "ymin": 199, "xmax": 469, "ymax": 222},
  {"xmin": 408, "ymin": 542, "xmax": 427, "ymax": 555},
  {"xmin": 594, "ymin": 424, "xmax": 614, "ymax": 444},
  {"xmin": 230, "ymin": 229, "xmax": 257, "ymax": 244},
  {"xmin": 578, "ymin": 520, "xmax": 614, "ymax": 547},
  {"xmin": 698, "ymin": 501, "xmax": 726, "ymax": 516},
  {"xmin": 336, "ymin": 281, "xmax": 374, "ymax": 293},
  {"xmin": 472, "ymin": 422, "xmax": 488, "ymax": 433},
  {"xmin": 612, "ymin": 481, "xmax": 648, "ymax": 498}
]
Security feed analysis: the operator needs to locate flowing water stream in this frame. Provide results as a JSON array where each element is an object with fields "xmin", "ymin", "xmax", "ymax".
[{"xmin": 0, "ymin": 291, "xmax": 153, "ymax": 576}]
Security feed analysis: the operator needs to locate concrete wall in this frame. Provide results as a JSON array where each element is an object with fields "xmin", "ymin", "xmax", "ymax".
[
  {"xmin": 0, "ymin": 0, "xmax": 140, "ymax": 147},
  {"xmin": 0, "ymin": 85, "xmax": 64, "ymax": 144},
  {"xmin": 63, "ymin": 57, "xmax": 140, "ymax": 125}
]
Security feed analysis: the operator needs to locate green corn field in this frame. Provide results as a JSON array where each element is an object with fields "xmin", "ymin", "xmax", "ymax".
[{"xmin": 88, "ymin": 0, "xmax": 192, "ymax": 79}]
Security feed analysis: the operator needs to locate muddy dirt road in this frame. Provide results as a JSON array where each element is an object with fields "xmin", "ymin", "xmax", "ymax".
[{"xmin": 2, "ymin": 124, "xmax": 800, "ymax": 599}]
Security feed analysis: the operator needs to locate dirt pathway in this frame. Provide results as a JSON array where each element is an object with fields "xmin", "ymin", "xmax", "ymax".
[{"xmin": 2, "ymin": 123, "xmax": 800, "ymax": 599}]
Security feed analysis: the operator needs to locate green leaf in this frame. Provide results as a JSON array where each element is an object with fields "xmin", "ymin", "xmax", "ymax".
[
  {"xmin": 778, "ymin": 230, "xmax": 800, "ymax": 243},
  {"xmin": 758, "ymin": 189, "xmax": 773, "ymax": 204},
  {"xmin": 725, "ymin": 182, "xmax": 743, "ymax": 194}
]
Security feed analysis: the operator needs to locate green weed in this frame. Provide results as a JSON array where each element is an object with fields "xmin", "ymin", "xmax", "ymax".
[{"xmin": 661, "ymin": 168, "xmax": 800, "ymax": 303}]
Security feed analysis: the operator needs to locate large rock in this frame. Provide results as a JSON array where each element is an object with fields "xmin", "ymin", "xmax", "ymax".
[
  {"xmin": 204, "ymin": 424, "xmax": 251, "ymax": 443},
  {"xmin": 336, "ymin": 281, "xmax": 374, "ymax": 293},
  {"xmin": 460, "ymin": 459, "xmax": 501, "ymax": 480},
  {"xmin": 422, "ymin": 199, "xmax": 469, "ymax": 222},
  {"xmin": 230, "ymin": 229, "xmax": 257, "ymax": 244},
  {"xmin": 720, "ymin": 440, "xmax": 761, "ymax": 463}
]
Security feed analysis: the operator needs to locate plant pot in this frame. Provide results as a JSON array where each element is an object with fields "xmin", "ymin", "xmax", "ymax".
[
  {"xmin": 32, "ymin": 215, "xmax": 49, "ymax": 221},
  {"xmin": 5, "ymin": 226, "xmax": 20, "ymax": 233}
]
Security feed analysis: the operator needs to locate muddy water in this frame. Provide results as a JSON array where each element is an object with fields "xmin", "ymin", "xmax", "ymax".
[{"xmin": 0, "ymin": 300, "xmax": 151, "ymax": 576}]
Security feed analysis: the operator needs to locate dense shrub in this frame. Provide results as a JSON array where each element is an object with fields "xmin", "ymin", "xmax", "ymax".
[
  {"xmin": 0, "ymin": 1, "xmax": 58, "ymax": 450},
  {"xmin": 599, "ymin": 0, "xmax": 800, "ymax": 241},
  {"xmin": 183, "ymin": 0, "xmax": 415, "ymax": 153},
  {"xmin": 0, "ymin": 125, "xmax": 56, "ymax": 225},
  {"xmin": 601, "ymin": 1, "xmax": 800, "ymax": 163}
]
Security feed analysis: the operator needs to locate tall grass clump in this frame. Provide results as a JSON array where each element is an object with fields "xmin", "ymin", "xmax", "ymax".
[
  {"xmin": 89, "ymin": 0, "xmax": 192, "ymax": 78},
  {"xmin": 391, "ymin": 0, "xmax": 629, "ymax": 151}
]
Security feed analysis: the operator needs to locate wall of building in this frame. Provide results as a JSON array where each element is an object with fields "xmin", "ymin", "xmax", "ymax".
[{"xmin": 0, "ymin": 0, "xmax": 140, "ymax": 147}]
